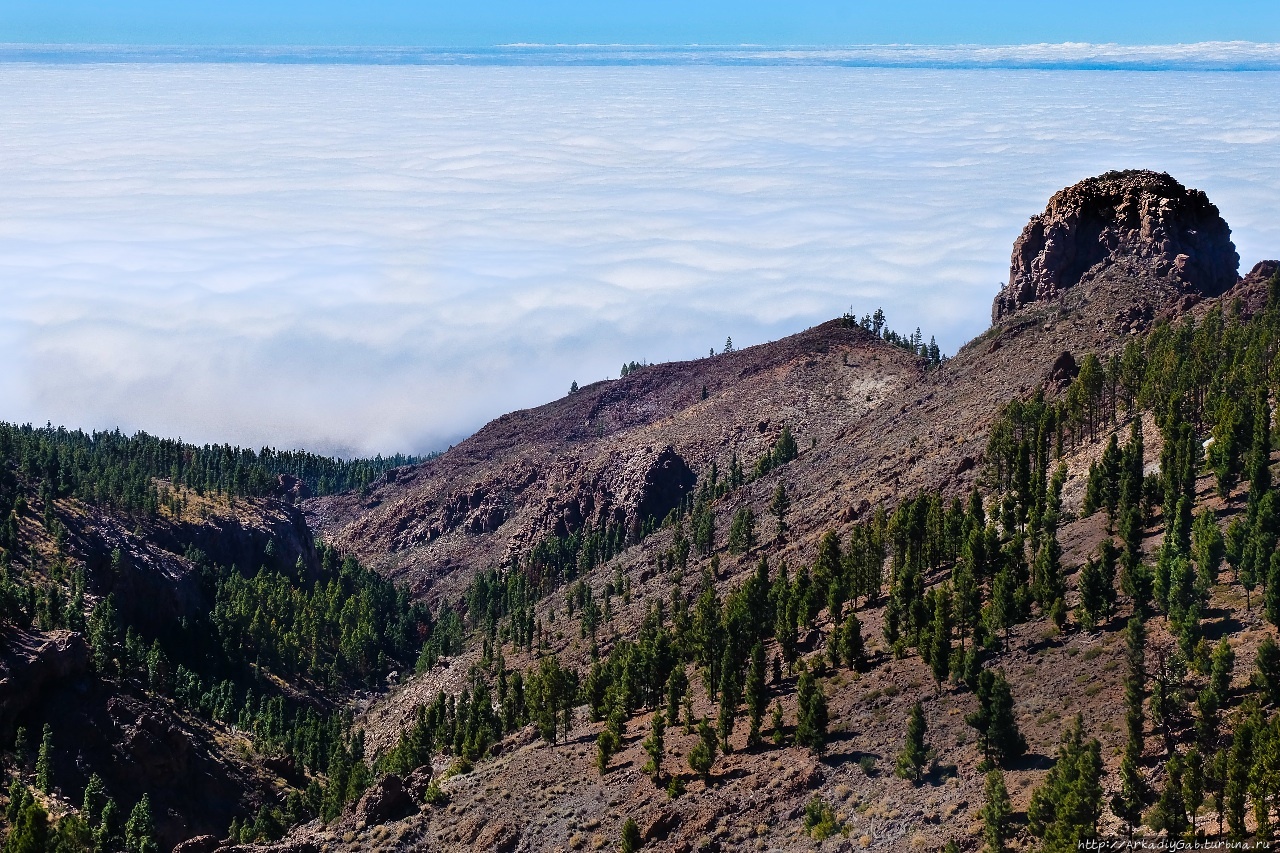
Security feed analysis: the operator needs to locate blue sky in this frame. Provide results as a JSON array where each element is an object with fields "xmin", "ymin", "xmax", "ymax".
[{"xmin": 4, "ymin": 1, "xmax": 1280, "ymax": 46}]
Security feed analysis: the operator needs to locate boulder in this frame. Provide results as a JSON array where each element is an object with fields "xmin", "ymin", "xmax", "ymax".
[
  {"xmin": 354, "ymin": 774, "xmax": 414, "ymax": 828},
  {"xmin": 404, "ymin": 765, "xmax": 434, "ymax": 801}
]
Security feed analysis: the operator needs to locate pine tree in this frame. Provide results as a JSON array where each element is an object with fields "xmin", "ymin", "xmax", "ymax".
[
  {"xmin": 794, "ymin": 671, "xmax": 828, "ymax": 754},
  {"xmin": 716, "ymin": 647, "xmax": 741, "ymax": 752},
  {"xmin": 744, "ymin": 643, "xmax": 767, "ymax": 748},
  {"xmin": 1247, "ymin": 389, "xmax": 1272, "ymax": 509},
  {"xmin": 839, "ymin": 612, "xmax": 865, "ymax": 670},
  {"xmin": 97, "ymin": 798, "xmax": 123, "ymax": 852},
  {"xmin": 1109, "ymin": 750, "xmax": 1147, "ymax": 836},
  {"xmin": 966, "ymin": 669, "xmax": 1026, "ymax": 768},
  {"xmin": 727, "ymin": 506, "xmax": 756, "ymax": 554},
  {"xmin": 641, "ymin": 711, "xmax": 665, "ymax": 784},
  {"xmin": 596, "ymin": 692, "xmax": 626, "ymax": 774},
  {"xmin": 770, "ymin": 700, "xmax": 785, "ymax": 746},
  {"xmin": 981, "ymin": 768, "xmax": 1012, "ymax": 853},
  {"xmin": 1123, "ymin": 617, "xmax": 1146, "ymax": 757},
  {"xmin": 989, "ymin": 568, "xmax": 1018, "ymax": 649},
  {"xmin": 621, "ymin": 817, "xmax": 642, "ymax": 853},
  {"xmin": 688, "ymin": 717, "xmax": 717, "ymax": 780},
  {"xmin": 1146, "ymin": 753, "xmax": 1189, "ymax": 838},
  {"xmin": 928, "ymin": 588, "xmax": 951, "ymax": 690},
  {"xmin": 1076, "ymin": 555, "xmax": 1108, "ymax": 630},
  {"xmin": 1027, "ymin": 714, "xmax": 1103, "ymax": 850},
  {"xmin": 1255, "ymin": 636, "xmax": 1280, "ymax": 705},
  {"xmin": 82, "ymin": 772, "xmax": 108, "ymax": 828},
  {"xmin": 4, "ymin": 785, "xmax": 49, "ymax": 853},
  {"xmin": 770, "ymin": 484, "xmax": 790, "ymax": 541},
  {"xmin": 665, "ymin": 666, "xmax": 687, "ymax": 733},
  {"xmin": 1210, "ymin": 638, "xmax": 1234, "ymax": 700},
  {"xmin": 895, "ymin": 701, "xmax": 929, "ymax": 783},
  {"xmin": 124, "ymin": 794, "xmax": 159, "ymax": 853},
  {"xmin": 1225, "ymin": 714, "xmax": 1254, "ymax": 840},
  {"xmin": 34, "ymin": 724, "xmax": 52, "ymax": 794}
]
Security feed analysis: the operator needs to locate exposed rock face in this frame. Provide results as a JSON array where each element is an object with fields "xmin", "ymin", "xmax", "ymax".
[
  {"xmin": 354, "ymin": 774, "xmax": 414, "ymax": 828},
  {"xmin": 404, "ymin": 765, "xmax": 434, "ymax": 801},
  {"xmin": 0, "ymin": 630, "xmax": 88, "ymax": 734},
  {"xmin": 992, "ymin": 170, "xmax": 1239, "ymax": 322}
]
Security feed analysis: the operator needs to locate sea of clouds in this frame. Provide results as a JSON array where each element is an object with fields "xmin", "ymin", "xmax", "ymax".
[{"xmin": 2, "ymin": 59, "xmax": 1279, "ymax": 456}]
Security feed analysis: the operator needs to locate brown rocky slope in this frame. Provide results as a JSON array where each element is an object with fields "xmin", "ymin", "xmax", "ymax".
[
  {"xmin": 257, "ymin": 170, "xmax": 1273, "ymax": 852},
  {"xmin": 306, "ymin": 169, "xmax": 1245, "ymax": 604}
]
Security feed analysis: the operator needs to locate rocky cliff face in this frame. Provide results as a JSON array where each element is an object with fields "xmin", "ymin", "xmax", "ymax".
[{"xmin": 992, "ymin": 170, "xmax": 1239, "ymax": 322}]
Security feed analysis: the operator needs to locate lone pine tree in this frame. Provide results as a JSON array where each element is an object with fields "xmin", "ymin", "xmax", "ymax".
[{"xmin": 895, "ymin": 701, "xmax": 929, "ymax": 783}]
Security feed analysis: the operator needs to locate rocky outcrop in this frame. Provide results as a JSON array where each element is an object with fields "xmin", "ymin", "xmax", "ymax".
[
  {"xmin": 172, "ymin": 836, "xmax": 220, "ymax": 853},
  {"xmin": 992, "ymin": 170, "xmax": 1238, "ymax": 322},
  {"xmin": 0, "ymin": 630, "xmax": 88, "ymax": 735},
  {"xmin": 404, "ymin": 765, "xmax": 434, "ymax": 801},
  {"xmin": 354, "ymin": 774, "xmax": 415, "ymax": 828},
  {"xmin": 214, "ymin": 842, "xmax": 318, "ymax": 853},
  {"xmin": 108, "ymin": 699, "xmax": 195, "ymax": 780}
]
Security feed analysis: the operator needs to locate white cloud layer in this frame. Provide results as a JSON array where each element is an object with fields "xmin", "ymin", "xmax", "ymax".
[
  {"xmin": 2, "ymin": 64, "xmax": 1279, "ymax": 456},
  {"xmin": 6, "ymin": 43, "xmax": 1280, "ymax": 71}
]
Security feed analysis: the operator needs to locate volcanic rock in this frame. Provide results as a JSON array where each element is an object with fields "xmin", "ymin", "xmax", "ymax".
[
  {"xmin": 354, "ymin": 774, "xmax": 415, "ymax": 828},
  {"xmin": 992, "ymin": 170, "xmax": 1238, "ymax": 321},
  {"xmin": 404, "ymin": 765, "xmax": 434, "ymax": 801},
  {"xmin": 172, "ymin": 836, "xmax": 220, "ymax": 853},
  {"xmin": 0, "ymin": 630, "xmax": 88, "ymax": 734}
]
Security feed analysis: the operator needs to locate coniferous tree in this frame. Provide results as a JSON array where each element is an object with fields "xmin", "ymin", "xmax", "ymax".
[
  {"xmin": 966, "ymin": 669, "xmax": 1026, "ymax": 768},
  {"xmin": 744, "ymin": 642, "xmax": 767, "ymax": 748},
  {"xmin": 1076, "ymin": 555, "xmax": 1109, "ymax": 630},
  {"xmin": 97, "ymin": 797, "xmax": 123, "ymax": 852},
  {"xmin": 839, "ymin": 612, "xmax": 865, "ymax": 671},
  {"xmin": 82, "ymin": 773, "xmax": 108, "ymax": 828},
  {"xmin": 597, "ymin": 692, "xmax": 626, "ymax": 774},
  {"xmin": 981, "ymin": 768, "xmax": 1012, "ymax": 853},
  {"xmin": 641, "ymin": 711, "xmax": 665, "ymax": 784},
  {"xmin": 1027, "ymin": 714, "xmax": 1103, "ymax": 850},
  {"xmin": 770, "ymin": 700, "xmax": 785, "ymax": 746},
  {"xmin": 620, "ymin": 817, "xmax": 642, "ymax": 853},
  {"xmin": 1191, "ymin": 509, "xmax": 1224, "ymax": 588},
  {"xmin": 34, "ymin": 724, "xmax": 52, "ymax": 794},
  {"xmin": 928, "ymin": 587, "xmax": 952, "ymax": 690},
  {"xmin": 727, "ymin": 506, "xmax": 756, "ymax": 554},
  {"xmin": 688, "ymin": 716, "xmax": 717, "ymax": 780},
  {"xmin": 770, "ymin": 484, "xmax": 790, "ymax": 541},
  {"xmin": 716, "ymin": 647, "xmax": 741, "ymax": 752},
  {"xmin": 1123, "ymin": 617, "xmax": 1146, "ymax": 757},
  {"xmin": 1255, "ymin": 636, "xmax": 1280, "ymax": 706},
  {"xmin": 1210, "ymin": 637, "xmax": 1234, "ymax": 700},
  {"xmin": 895, "ymin": 701, "xmax": 929, "ymax": 783},
  {"xmin": 1110, "ymin": 750, "xmax": 1147, "ymax": 836},
  {"xmin": 4, "ymin": 785, "xmax": 49, "ymax": 853},
  {"xmin": 124, "ymin": 794, "xmax": 159, "ymax": 853},
  {"xmin": 1147, "ymin": 753, "xmax": 1189, "ymax": 839},
  {"xmin": 989, "ymin": 568, "xmax": 1018, "ymax": 650},
  {"xmin": 1119, "ymin": 506, "xmax": 1151, "ymax": 616},
  {"xmin": 1247, "ymin": 389, "xmax": 1272, "ymax": 510},
  {"xmin": 665, "ymin": 666, "xmax": 687, "ymax": 733},
  {"xmin": 794, "ymin": 670, "xmax": 828, "ymax": 754}
]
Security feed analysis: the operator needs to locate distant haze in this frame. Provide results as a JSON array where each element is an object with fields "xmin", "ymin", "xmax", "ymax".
[{"xmin": 2, "ymin": 55, "xmax": 1280, "ymax": 457}]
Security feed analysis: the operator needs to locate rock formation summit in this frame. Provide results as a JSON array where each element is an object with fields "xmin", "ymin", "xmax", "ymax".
[{"xmin": 992, "ymin": 170, "xmax": 1239, "ymax": 322}]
